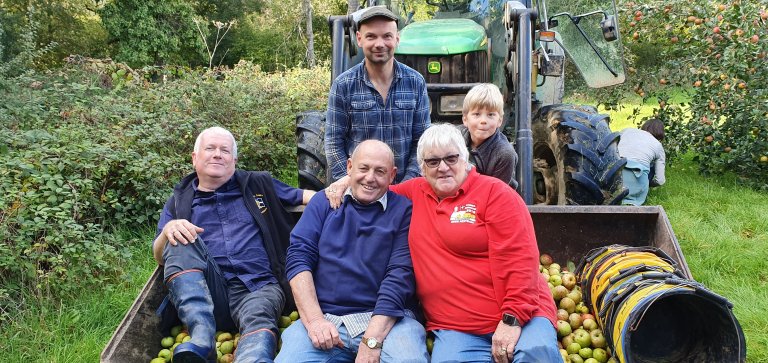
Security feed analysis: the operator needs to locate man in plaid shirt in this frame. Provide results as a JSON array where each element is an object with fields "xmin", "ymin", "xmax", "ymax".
[{"xmin": 324, "ymin": 6, "xmax": 430, "ymax": 208}]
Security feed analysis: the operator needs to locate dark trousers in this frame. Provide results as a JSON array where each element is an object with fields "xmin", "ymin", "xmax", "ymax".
[{"xmin": 160, "ymin": 238, "xmax": 285, "ymax": 336}]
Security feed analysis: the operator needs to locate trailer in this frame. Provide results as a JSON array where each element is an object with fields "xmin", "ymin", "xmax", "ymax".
[{"xmin": 102, "ymin": 205, "xmax": 720, "ymax": 362}]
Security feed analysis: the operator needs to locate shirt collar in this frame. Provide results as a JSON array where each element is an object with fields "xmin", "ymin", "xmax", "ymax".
[
  {"xmin": 343, "ymin": 187, "xmax": 388, "ymax": 211},
  {"xmin": 192, "ymin": 176, "xmax": 238, "ymax": 193},
  {"xmin": 361, "ymin": 59, "xmax": 402, "ymax": 84}
]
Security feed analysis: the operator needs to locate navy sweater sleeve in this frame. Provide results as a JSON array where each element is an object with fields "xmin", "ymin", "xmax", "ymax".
[
  {"xmin": 373, "ymin": 196, "xmax": 415, "ymax": 317},
  {"xmin": 285, "ymin": 192, "xmax": 327, "ymax": 280}
]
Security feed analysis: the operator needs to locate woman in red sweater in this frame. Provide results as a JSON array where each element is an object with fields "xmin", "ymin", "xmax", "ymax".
[{"xmin": 390, "ymin": 124, "xmax": 558, "ymax": 363}]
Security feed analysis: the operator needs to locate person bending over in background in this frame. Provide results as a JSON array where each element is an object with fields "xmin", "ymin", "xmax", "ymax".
[
  {"xmin": 324, "ymin": 6, "xmax": 430, "ymax": 209},
  {"xmin": 152, "ymin": 127, "xmax": 314, "ymax": 363},
  {"xmin": 459, "ymin": 83, "xmax": 519, "ymax": 189},
  {"xmin": 618, "ymin": 118, "xmax": 666, "ymax": 206},
  {"xmin": 390, "ymin": 124, "xmax": 559, "ymax": 363},
  {"xmin": 277, "ymin": 140, "xmax": 427, "ymax": 363}
]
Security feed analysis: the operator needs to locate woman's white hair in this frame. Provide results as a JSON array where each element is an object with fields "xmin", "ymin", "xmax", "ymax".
[
  {"xmin": 416, "ymin": 123, "xmax": 471, "ymax": 173},
  {"xmin": 194, "ymin": 126, "xmax": 238, "ymax": 158}
]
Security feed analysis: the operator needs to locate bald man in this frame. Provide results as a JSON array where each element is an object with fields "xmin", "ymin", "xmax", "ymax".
[{"xmin": 277, "ymin": 140, "xmax": 428, "ymax": 362}]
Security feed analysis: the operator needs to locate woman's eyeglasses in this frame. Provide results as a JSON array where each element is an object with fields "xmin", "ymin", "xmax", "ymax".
[{"xmin": 423, "ymin": 154, "xmax": 460, "ymax": 168}]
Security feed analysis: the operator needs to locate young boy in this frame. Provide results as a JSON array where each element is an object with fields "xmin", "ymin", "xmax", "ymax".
[{"xmin": 459, "ymin": 83, "xmax": 519, "ymax": 188}]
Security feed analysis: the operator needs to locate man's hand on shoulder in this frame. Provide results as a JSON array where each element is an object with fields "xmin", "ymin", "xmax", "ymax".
[{"xmin": 325, "ymin": 175, "xmax": 350, "ymax": 209}]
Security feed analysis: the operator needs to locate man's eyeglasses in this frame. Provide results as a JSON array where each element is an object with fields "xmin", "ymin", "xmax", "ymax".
[{"xmin": 423, "ymin": 154, "xmax": 460, "ymax": 168}]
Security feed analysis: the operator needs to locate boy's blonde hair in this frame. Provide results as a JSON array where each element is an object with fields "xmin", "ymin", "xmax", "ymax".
[{"xmin": 462, "ymin": 83, "xmax": 504, "ymax": 116}]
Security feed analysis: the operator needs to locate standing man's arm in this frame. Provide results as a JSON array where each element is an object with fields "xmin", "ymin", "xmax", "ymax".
[
  {"xmin": 325, "ymin": 80, "xmax": 351, "ymax": 183},
  {"xmin": 404, "ymin": 79, "xmax": 431, "ymax": 180}
]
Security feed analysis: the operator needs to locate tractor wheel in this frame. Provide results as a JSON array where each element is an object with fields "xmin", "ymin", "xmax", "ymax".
[
  {"xmin": 296, "ymin": 111, "xmax": 328, "ymax": 191},
  {"xmin": 531, "ymin": 104, "xmax": 628, "ymax": 205}
]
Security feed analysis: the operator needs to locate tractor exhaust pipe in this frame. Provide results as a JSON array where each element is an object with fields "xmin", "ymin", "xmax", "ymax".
[
  {"xmin": 505, "ymin": 1, "xmax": 537, "ymax": 204},
  {"xmin": 328, "ymin": 15, "xmax": 355, "ymax": 83}
]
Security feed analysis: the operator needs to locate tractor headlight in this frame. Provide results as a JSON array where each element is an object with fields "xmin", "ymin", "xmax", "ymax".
[{"xmin": 439, "ymin": 94, "xmax": 466, "ymax": 115}]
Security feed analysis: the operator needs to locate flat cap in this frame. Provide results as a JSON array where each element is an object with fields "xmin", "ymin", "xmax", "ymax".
[{"xmin": 357, "ymin": 6, "xmax": 398, "ymax": 27}]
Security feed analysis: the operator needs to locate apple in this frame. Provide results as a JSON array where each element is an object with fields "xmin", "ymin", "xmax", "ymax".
[
  {"xmin": 705, "ymin": 135, "xmax": 714, "ymax": 143},
  {"xmin": 549, "ymin": 274, "xmax": 563, "ymax": 287},
  {"xmin": 561, "ymin": 272, "xmax": 577, "ymax": 290},
  {"xmin": 540, "ymin": 253, "xmax": 553, "ymax": 266},
  {"xmin": 560, "ymin": 348, "xmax": 569, "ymax": 361},
  {"xmin": 590, "ymin": 329, "xmax": 607, "ymax": 348},
  {"xmin": 557, "ymin": 320, "xmax": 573, "ymax": 337},
  {"xmin": 217, "ymin": 332, "xmax": 234, "ymax": 342},
  {"xmin": 581, "ymin": 313, "xmax": 595, "ymax": 322},
  {"xmin": 592, "ymin": 347, "xmax": 609, "ymax": 363},
  {"xmin": 553, "ymin": 285, "xmax": 569, "ymax": 301},
  {"xmin": 557, "ymin": 309, "xmax": 570, "ymax": 322},
  {"xmin": 570, "ymin": 354, "xmax": 585, "ymax": 363},
  {"xmin": 559, "ymin": 297, "xmax": 576, "ymax": 314},
  {"xmin": 567, "ymin": 289, "xmax": 582, "ymax": 304},
  {"xmin": 567, "ymin": 342, "xmax": 582, "ymax": 355},
  {"xmin": 574, "ymin": 328, "xmax": 591, "ymax": 348},
  {"xmin": 562, "ymin": 333, "xmax": 575, "ymax": 348},
  {"xmin": 569, "ymin": 312, "xmax": 583, "ymax": 330},
  {"xmin": 161, "ymin": 336, "xmax": 174, "ymax": 348},
  {"xmin": 175, "ymin": 332, "xmax": 189, "ymax": 344},
  {"xmin": 579, "ymin": 347, "xmax": 593, "ymax": 359},
  {"xmin": 713, "ymin": 26, "xmax": 721, "ymax": 34},
  {"xmin": 584, "ymin": 358, "xmax": 599, "ymax": 363},
  {"xmin": 549, "ymin": 263, "xmax": 561, "ymax": 274},
  {"xmin": 158, "ymin": 348, "xmax": 171, "ymax": 361},
  {"xmin": 583, "ymin": 318, "xmax": 598, "ymax": 331}
]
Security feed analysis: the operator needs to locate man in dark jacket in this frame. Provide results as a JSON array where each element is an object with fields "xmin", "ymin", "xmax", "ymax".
[{"xmin": 152, "ymin": 127, "xmax": 314, "ymax": 363}]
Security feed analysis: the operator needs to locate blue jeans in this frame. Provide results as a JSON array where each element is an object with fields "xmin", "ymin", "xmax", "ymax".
[
  {"xmin": 275, "ymin": 316, "xmax": 429, "ymax": 363},
  {"xmin": 430, "ymin": 317, "xmax": 560, "ymax": 363}
]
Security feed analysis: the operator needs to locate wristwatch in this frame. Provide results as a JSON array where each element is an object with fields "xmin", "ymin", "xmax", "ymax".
[
  {"xmin": 362, "ymin": 336, "xmax": 383, "ymax": 349},
  {"xmin": 502, "ymin": 313, "xmax": 521, "ymax": 327}
]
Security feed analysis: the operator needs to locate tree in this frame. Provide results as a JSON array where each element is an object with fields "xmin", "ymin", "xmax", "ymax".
[
  {"xmin": 1, "ymin": 0, "xmax": 107, "ymax": 68},
  {"xmin": 303, "ymin": 0, "xmax": 315, "ymax": 67},
  {"xmin": 100, "ymin": 0, "xmax": 201, "ymax": 67}
]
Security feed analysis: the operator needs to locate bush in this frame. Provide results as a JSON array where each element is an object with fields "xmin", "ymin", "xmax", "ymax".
[
  {"xmin": 623, "ymin": 0, "xmax": 767, "ymax": 190},
  {"xmin": 0, "ymin": 60, "xmax": 330, "ymax": 304}
]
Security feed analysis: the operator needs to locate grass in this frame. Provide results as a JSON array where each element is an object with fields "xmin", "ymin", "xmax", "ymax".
[
  {"xmin": 1, "ymin": 95, "xmax": 766, "ymax": 362},
  {"xmin": 0, "ymin": 228, "xmax": 157, "ymax": 363}
]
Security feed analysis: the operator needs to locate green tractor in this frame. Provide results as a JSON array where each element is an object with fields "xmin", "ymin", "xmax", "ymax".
[{"xmin": 297, "ymin": 0, "xmax": 629, "ymax": 205}]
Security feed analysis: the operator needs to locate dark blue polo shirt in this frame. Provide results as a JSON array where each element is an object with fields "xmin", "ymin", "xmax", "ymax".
[{"xmin": 157, "ymin": 177, "xmax": 302, "ymax": 292}]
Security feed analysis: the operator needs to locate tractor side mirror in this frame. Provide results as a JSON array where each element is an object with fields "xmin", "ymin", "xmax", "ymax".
[{"xmin": 600, "ymin": 15, "xmax": 617, "ymax": 42}]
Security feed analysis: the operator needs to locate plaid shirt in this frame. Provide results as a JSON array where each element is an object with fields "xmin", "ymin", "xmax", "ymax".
[{"xmin": 325, "ymin": 60, "xmax": 430, "ymax": 183}]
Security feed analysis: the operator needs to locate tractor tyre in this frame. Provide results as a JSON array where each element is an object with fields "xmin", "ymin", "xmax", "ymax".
[
  {"xmin": 296, "ymin": 111, "xmax": 328, "ymax": 191},
  {"xmin": 531, "ymin": 104, "xmax": 628, "ymax": 205}
]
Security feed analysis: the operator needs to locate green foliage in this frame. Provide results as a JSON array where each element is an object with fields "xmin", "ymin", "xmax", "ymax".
[
  {"xmin": 0, "ymin": 1, "xmax": 107, "ymax": 68},
  {"xmin": 0, "ymin": 5, "xmax": 58, "ymax": 78},
  {"xmin": 619, "ymin": 0, "xmax": 767, "ymax": 190},
  {"xmin": 0, "ymin": 60, "xmax": 330, "ymax": 303},
  {"xmin": 100, "ymin": 0, "xmax": 202, "ymax": 67}
]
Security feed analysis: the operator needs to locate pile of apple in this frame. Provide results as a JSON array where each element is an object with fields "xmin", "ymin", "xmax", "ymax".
[
  {"xmin": 540, "ymin": 253, "xmax": 617, "ymax": 363},
  {"xmin": 149, "ymin": 310, "xmax": 300, "ymax": 363}
]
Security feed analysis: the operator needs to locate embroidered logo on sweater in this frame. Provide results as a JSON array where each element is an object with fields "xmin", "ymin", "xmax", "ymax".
[
  {"xmin": 254, "ymin": 194, "xmax": 267, "ymax": 214},
  {"xmin": 449, "ymin": 204, "xmax": 476, "ymax": 224}
]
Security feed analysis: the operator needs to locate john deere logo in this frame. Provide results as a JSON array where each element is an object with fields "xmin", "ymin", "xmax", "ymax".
[{"xmin": 427, "ymin": 61, "xmax": 441, "ymax": 74}]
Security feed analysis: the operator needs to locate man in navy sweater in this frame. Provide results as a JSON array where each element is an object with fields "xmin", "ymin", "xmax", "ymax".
[{"xmin": 276, "ymin": 140, "xmax": 428, "ymax": 362}]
